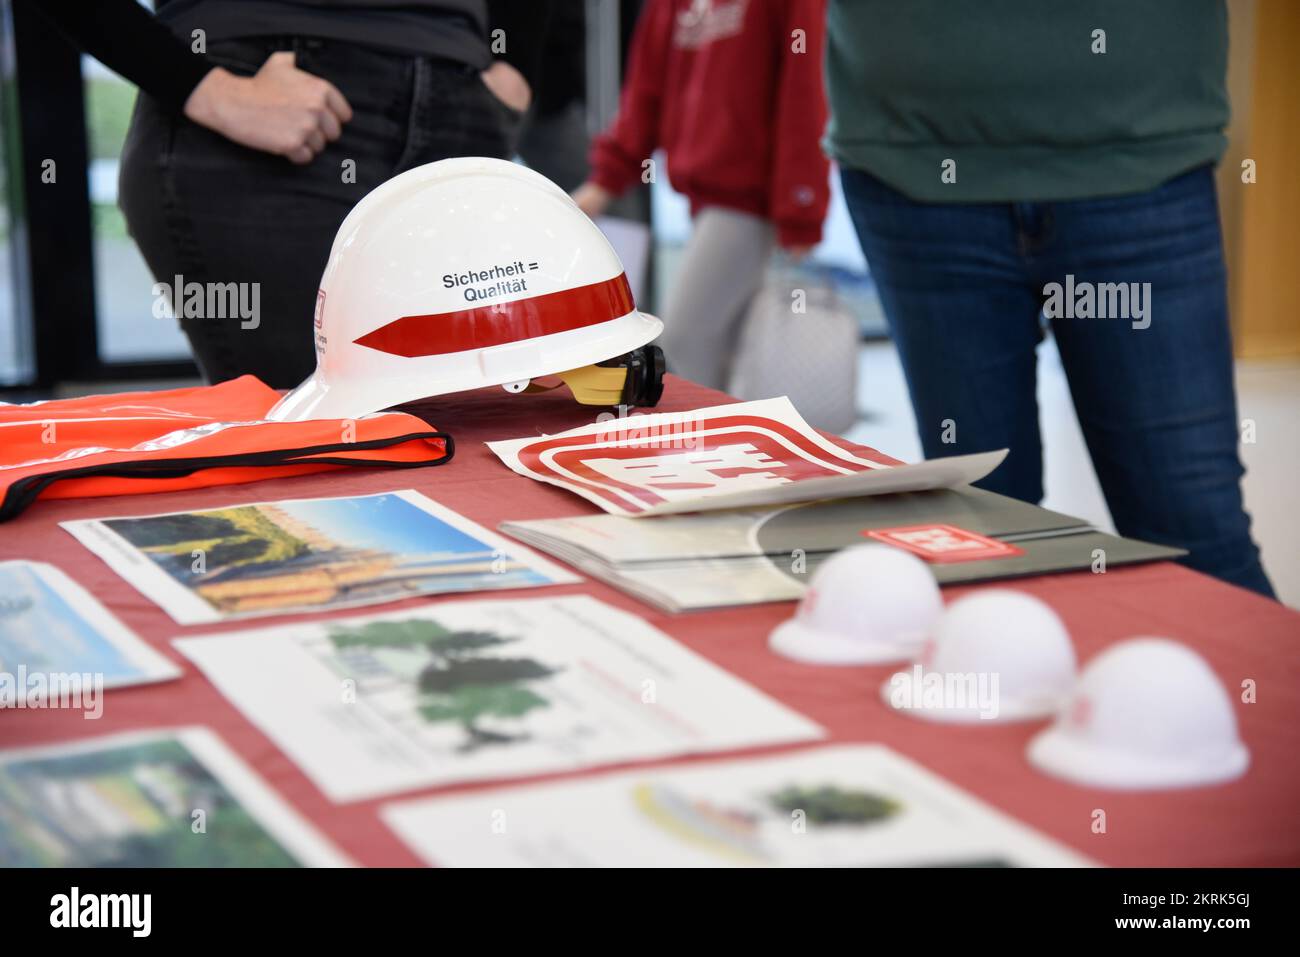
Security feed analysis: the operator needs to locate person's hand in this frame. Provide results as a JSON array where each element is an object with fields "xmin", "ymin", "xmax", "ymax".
[
  {"xmin": 572, "ymin": 182, "xmax": 613, "ymax": 220},
  {"xmin": 183, "ymin": 52, "xmax": 353, "ymax": 164},
  {"xmin": 480, "ymin": 60, "xmax": 532, "ymax": 113}
]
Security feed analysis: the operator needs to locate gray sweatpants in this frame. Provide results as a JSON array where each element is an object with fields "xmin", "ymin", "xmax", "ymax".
[{"xmin": 659, "ymin": 206, "xmax": 775, "ymax": 389}]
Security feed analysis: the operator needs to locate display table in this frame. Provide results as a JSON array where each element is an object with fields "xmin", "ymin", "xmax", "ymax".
[{"xmin": 3, "ymin": 376, "xmax": 1298, "ymax": 866}]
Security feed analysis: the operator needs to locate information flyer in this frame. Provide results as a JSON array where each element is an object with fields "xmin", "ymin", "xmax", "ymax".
[
  {"xmin": 63, "ymin": 490, "xmax": 578, "ymax": 624},
  {"xmin": 174, "ymin": 595, "xmax": 824, "ymax": 802},
  {"xmin": 0, "ymin": 560, "xmax": 180, "ymax": 697},
  {"xmin": 383, "ymin": 744, "xmax": 1092, "ymax": 868},
  {"xmin": 0, "ymin": 728, "xmax": 351, "ymax": 867}
]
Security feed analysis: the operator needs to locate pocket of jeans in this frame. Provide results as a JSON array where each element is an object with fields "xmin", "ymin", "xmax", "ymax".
[
  {"xmin": 475, "ymin": 76, "xmax": 526, "ymax": 159},
  {"xmin": 203, "ymin": 38, "xmax": 279, "ymax": 77},
  {"xmin": 479, "ymin": 76, "xmax": 527, "ymax": 124}
]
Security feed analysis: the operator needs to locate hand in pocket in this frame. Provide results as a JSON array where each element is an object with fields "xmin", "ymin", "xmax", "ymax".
[
  {"xmin": 479, "ymin": 60, "xmax": 532, "ymax": 114},
  {"xmin": 184, "ymin": 51, "xmax": 354, "ymax": 164}
]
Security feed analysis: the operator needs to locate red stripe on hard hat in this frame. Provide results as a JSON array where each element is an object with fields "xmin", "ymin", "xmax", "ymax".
[{"xmin": 353, "ymin": 273, "xmax": 636, "ymax": 358}]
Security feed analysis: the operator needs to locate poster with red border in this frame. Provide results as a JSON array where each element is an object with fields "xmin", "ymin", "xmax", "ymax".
[{"xmin": 487, "ymin": 398, "xmax": 1006, "ymax": 517}]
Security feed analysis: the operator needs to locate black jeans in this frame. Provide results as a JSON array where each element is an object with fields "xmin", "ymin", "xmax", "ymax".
[{"xmin": 120, "ymin": 36, "xmax": 521, "ymax": 388}]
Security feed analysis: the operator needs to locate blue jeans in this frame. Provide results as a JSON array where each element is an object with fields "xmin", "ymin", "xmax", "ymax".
[{"xmin": 841, "ymin": 165, "xmax": 1274, "ymax": 598}]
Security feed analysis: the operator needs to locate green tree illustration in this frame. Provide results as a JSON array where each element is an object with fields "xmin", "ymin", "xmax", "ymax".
[
  {"xmin": 766, "ymin": 785, "xmax": 902, "ymax": 826},
  {"xmin": 426, "ymin": 630, "xmax": 512, "ymax": 656},
  {"xmin": 418, "ymin": 655, "xmax": 557, "ymax": 752},
  {"xmin": 418, "ymin": 656, "xmax": 554, "ymax": 692},
  {"xmin": 329, "ymin": 620, "xmax": 505, "ymax": 655},
  {"xmin": 329, "ymin": 619, "xmax": 454, "ymax": 649},
  {"xmin": 419, "ymin": 680, "xmax": 552, "ymax": 752},
  {"xmin": 326, "ymin": 619, "xmax": 560, "ymax": 752}
]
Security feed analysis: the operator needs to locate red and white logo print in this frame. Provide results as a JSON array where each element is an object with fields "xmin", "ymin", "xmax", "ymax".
[
  {"xmin": 513, "ymin": 409, "xmax": 896, "ymax": 515},
  {"xmin": 864, "ymin": 524, "xmax": 1025, "ymax": 564}
]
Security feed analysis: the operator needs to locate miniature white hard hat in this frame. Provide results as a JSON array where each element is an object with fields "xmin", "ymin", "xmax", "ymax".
[
  {"xmin": 769, "ymin": 544, "xmax": 942, "ymax": 665},
  {"xmin": 269, "ymin": 157, "xmax": 664, "ymax": 422},
  {"xmin": 1028, "ymin": 638, "xmax": 1249, "ymax": 790},
  {"xmin": 881, "ymin": 589, "xmax": 1076, "ymax": 723}
]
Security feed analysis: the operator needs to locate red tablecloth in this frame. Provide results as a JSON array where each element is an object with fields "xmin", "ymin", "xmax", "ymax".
[{"xmin": 3, "ymin": 376, "xmax": 1298, "ymax": 866}]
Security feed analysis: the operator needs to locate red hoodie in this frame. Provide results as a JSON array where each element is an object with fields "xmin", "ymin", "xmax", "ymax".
[{"xmin": 589, "ymin": 0, "xmax": 830, "ymax": 248}]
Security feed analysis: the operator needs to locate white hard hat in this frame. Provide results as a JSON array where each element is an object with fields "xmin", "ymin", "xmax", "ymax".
[
  {"xmin": 881, "ymin": 589, "xmax": 1076, "ymax": 723},
  {"xmin": 769, "ymin": 544, "xmax": 942, "ymax": 665},
  {"xmin": 1028, "ymin": 638, "xmax": 1249, "ymax": 790},
  {"xmin": 269, "ymin": 157, "xmax": 664, "ymax": 422}
]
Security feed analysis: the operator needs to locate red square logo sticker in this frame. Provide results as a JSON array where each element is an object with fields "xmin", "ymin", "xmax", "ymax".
[{"xmin": 864, "ymin": 524, "xmax": 1025, "ymax": 563}]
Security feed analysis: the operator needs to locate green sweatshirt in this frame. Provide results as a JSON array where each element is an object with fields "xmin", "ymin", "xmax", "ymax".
[{"xmin": 823, "ymin": 0, "xmax": 1229, "ymax": 203}]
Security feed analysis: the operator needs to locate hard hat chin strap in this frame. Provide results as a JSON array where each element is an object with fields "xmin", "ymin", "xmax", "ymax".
[
  {"xmin": 522, "ymin": 345, "xmax": 666, "ymax": 408},
  {"xmin": 558, "ymin": 365, "xmax": 632, "ymax": 405}
]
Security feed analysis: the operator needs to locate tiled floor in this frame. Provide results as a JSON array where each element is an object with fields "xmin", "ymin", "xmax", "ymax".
[{"xmin": 846, "ymin": 339, "xmax": 1300, "ymax": 608}]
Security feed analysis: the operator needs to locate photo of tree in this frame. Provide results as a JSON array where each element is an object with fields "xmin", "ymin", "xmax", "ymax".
[
  {"xmin": 105, "ymin": 506, "xmax": 308, "ymax": 574},
  {"xmin": 0, "ymin": 737, "xmax": 302, "ymax": 867}
]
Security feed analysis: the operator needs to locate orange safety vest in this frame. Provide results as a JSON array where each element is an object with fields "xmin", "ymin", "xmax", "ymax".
[{"xmin": 0, "ymin": 376, "xmax": 451, "ymax": 521}]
